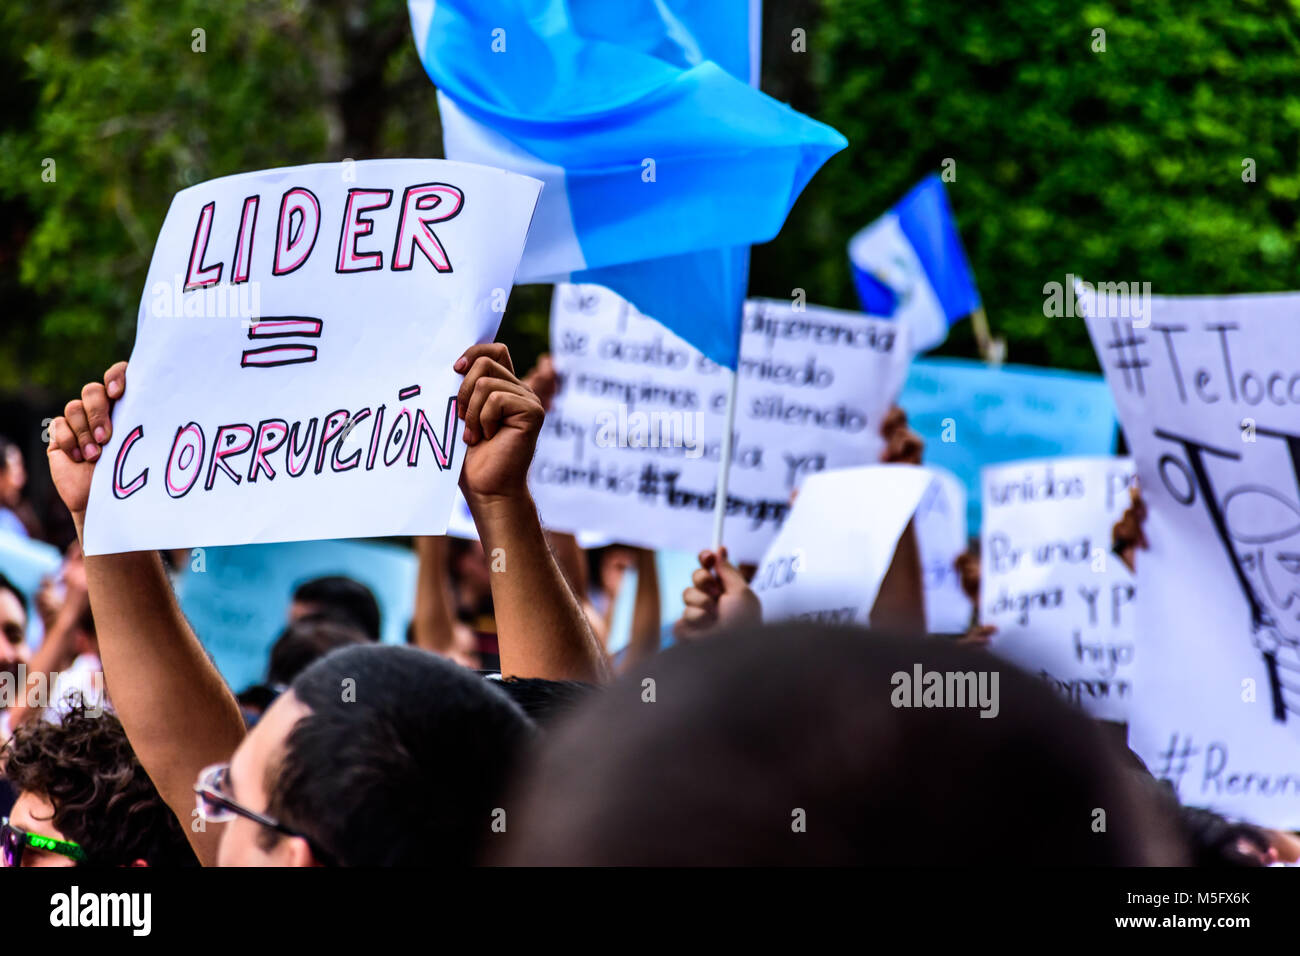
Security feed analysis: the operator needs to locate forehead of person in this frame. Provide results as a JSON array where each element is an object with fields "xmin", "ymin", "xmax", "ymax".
[{"xmin": 8, "ymin": 790, "xmax": 74, "ymax": 868}]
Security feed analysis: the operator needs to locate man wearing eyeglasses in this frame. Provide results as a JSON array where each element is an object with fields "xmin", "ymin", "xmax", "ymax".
[{"xmin": 45, "ymin": 345, "xmax": 607, "ymax": 866}]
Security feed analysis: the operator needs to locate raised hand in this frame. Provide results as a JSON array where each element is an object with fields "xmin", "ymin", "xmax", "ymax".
[
  {"xmin": 47, "ymin": 361, "xmax": 127, "ymax": 525},
  {"xmin": 1112, "ymin": 482, "xmax": 1148, "ymax": 573},
  {"xmin": 454, "ymin": 343, "xmax": 546, "ymax": 506},
  {"xmin": 880, "ymin": 404, "xmax": 924, "ymax": 465},
  {"xmin": 674, "ymin": 547, "xmax": 762, "ymax": 640}
]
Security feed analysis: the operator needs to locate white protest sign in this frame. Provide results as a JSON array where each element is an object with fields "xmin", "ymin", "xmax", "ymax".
[
  {"xmin": 980, "ymin": 455, "xmax": 1137, "ymax": 721},
  {"xmin": 1083, "ymin": 286, "xmax": 1300, "ymax": 826},
  {"xmin": 529, "ymin": 284, "xmax": 912, "ymax": 563},
  {"xmin": 83, "ymin": 160, "xmax": 541, "ymax": 554},
  {"xmin": 753, "ymin": 465, "xmax": 936, "ymax": 626},
  {"xmin": 914, "ymin": 466, "xmax": 971, "ymax": 634}
]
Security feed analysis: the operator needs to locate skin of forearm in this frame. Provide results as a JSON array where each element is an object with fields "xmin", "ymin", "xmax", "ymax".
[
  {"xmin": 75, "ymin": 516, "xmax": 244, "ymax": 863},
  {"xmin": 545, "ymin": 531, "xmax": 588, "ymax": 598},
  {"xmin": 412, "ymin": 536, "xmax": 457, "ymax": 654},
  {"xmin": 7, "ymin": 601, "xmax": 84, "ymax": 729},
  {"xmin": 620, "ymin": 548, "xmax": 661, "ymax": 670},
  {"xmin": 871, "ymin": 519, "xmax": 927, "ymax": 635},
  {"xmin": 468, "ymin": 493, "xmax": 609, "ymax": 683}
]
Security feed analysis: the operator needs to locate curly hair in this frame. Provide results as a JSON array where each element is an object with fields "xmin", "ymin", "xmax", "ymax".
[{"xmin": 1, "ymin": 703, "xmax": 198, "ymax": 866}]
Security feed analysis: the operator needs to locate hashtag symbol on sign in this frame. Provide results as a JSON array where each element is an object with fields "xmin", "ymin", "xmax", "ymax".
[
  {"xmin": 637, "ymin": 464, "xmax": 662, "ymax": 501},
  {"xmin": 1104, "ymin": 319, "xmax": 1150, "ymax": 395},
  {"xmin": 1151, "ymin": 733, "xmax": 1199, "ymax": 791}
]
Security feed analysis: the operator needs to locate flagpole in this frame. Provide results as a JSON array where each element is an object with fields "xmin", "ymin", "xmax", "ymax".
[
  {"xmin": 970, "ymin": 306, "xmax": 991, "ymax": 356},
  {"xmin": 970, "ymin": 306, "xmax": 1006, "ymax": 367},
  {"xmin": 711, "ymin": 364, "xmax": 739, "ymax": 550},
  {"xmin": 711, "ymin": 1, "xmax": 759, "ymax": 555}
]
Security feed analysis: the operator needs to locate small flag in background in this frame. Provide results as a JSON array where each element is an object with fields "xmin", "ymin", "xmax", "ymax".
[
  {"xmin": 409, "ymin": 0, "xmax": 846, "ymax": 368},
  {"xmin": 849, "ymin": 175, "xmax": 981, "ymax": 353}
]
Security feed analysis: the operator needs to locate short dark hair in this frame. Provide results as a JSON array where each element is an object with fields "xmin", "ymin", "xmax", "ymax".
[
  {"xmin": 292, "ymin": 575, "xmax": 381, "ymax": 641},
  {"xmin": 1, "ymin": 704, "xmax": 198, "ymax": 866},
  {"xmin": 491, "ymin": 677, "xmax": 596, "ymax": 727},
  {"xmin": 502, "ymin": 624, "xmax": 1188, "ymax": 865},
  {"xmin": 265, "ymin": 644, "xmax": 532, "ymax": 866},
  {"xmin": 266, "ymin": 615, "xmax": 369, "ymax": 687}
]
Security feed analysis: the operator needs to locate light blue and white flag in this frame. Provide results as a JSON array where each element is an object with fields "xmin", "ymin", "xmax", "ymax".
[
  {"xmin": 849, "ymin": 174, "xmax": 981, "ymax": 353},
  {"xmin": 408, "ymin": 0, "xmax": 846, "ymax": 367}
]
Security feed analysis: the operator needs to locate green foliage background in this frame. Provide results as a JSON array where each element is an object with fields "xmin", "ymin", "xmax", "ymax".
[
  {"xmin": 765, "ymin": 0, "xmax": 1300, "ymax": 370},
  {"xmin": 3, "ymin": 0, "xmax": 1299, "ymax": 411}
]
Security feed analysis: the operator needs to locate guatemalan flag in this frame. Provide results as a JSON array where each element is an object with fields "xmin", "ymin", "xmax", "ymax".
[
  {"xmin": 408, "ymin": 1, "xmax": 846, "ymax": 368},
  {"xmin": 849, "ymin": 175, "xmax": 981, "ymax": 353}
]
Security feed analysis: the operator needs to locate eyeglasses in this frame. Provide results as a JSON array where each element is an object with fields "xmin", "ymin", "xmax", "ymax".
[
  {"xmin": 193, "ymin": 763, "xmax": 335, "ymax": 865},
  {"xmin": 1, "ymin": 817, "xmax": 87, "ymax": 867}
]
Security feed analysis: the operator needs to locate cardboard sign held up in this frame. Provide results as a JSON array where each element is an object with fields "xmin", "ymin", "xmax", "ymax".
[
  {"xmin": 1084, "ymin": 286, "xmax": 1300, "ymax": 827},
  {"xmin": 753, "ymin": 465, "xmax": 938, "ymax": 628},
  {"xmin": 83, "ymin": 160, "xmax": 541, "ymax": 554},
  {"xmin": 980, "ymin": 455, "xmax": 1137, "ymax": 722},
  {"xmin": 529, "ymin": 285, "xmax": 912, "ymax": 563}
]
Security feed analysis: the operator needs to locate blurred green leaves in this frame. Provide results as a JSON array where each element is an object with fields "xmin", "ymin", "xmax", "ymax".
[
  {"xmin": 754, "ymin": 0, "xmax": 1300, "ymax": 370},
  {"xmin": 3, "ymin": 0, "xmax": 1299, "ymax": 396}
]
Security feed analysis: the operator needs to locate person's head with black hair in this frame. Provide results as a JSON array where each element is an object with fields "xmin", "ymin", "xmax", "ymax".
[
  {"xmin": 214, "ymin": 644, "xmax": 532, "ymax": 866},
  {"xmin": 2, "ymin": 703, "xmax": 198, "ymax": 867},
  {"xmin": 289, "ymin": 575, "xmax": 381, "ymax": 641},
  {"xmin": 237, "ymin": 616, "xmax": 371, "ymax": 727},
  {"xmin": 267, "ymin": 615, "xmax": 369, "ymax": 688},
  {"xmin": 492, "ymin": 677, "xmax": 596, "ymax": 727},
  {"xmin": 0, "ymin": 571, "xmax": 28, "ymax": 683},
  {"xmin": 587, "ymin": 544, "xmax": 636, "ymax": 604},
  {"xmin": 500, "ymin": 623, "xmax": 1188, "ymax": 865}
]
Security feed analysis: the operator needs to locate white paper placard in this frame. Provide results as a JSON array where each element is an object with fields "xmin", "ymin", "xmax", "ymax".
[
  {"xmin": 528, "ymin": 284, "xmax": 912, "ymax": 563},
  {"xmin": 83, "ymin": 160, "xmax": 541, "ymax": 554},
  {"xmin": 752, "ymin": 465, "xmax": 937, "ymax": 626},
  {"xmin": 980, "ymin": 455, "xmax": 1137, "ymax": 721},
  {"xmin": 914, "ymin": 466, "xmax": 971, "ymax": 633},
  {"xmin": 1083, "ymin": 286, "xmax": 1300, "ymax": 826}
]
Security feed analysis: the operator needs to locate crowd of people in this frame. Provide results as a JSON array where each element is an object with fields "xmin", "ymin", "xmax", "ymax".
[{"xmin": 0, "ymin": 342, "xmax": 1296, "ymax": 867}]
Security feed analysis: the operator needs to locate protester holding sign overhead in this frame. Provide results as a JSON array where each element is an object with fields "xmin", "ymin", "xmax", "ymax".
[{"xmin": 43, "ymin": 341, "xmax": 602, "ymax": 865}]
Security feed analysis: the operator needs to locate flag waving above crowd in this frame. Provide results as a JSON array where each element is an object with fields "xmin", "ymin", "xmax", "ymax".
[
  {"xmin": 849, "ymin": 174, "xmax": 983, "ymax": 353},
  {"xmin": 409, "ymin": 0, "xmax": 845, "ymax": 366}
]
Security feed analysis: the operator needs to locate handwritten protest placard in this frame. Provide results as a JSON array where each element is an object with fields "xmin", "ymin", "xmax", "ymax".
[
  {"xmin": 753, "ymin": 465, "xmax": 937, "ymax": 626},
  {"xmin": 980, "ymin": 456, "xmax": 1137, "ymax": 721},
  {"xmin": 1084, "ymin": 288, "xmax": 1300, "ymax": 826},
  {"xmin": 898, "ymin": 358, "xmax": 1117, "ymax": 530},
  {"xmin": 175, "ymin": 539, "xmax": 417, "ymax": 692},
  {"xmin": 913, "ymin": 466, "xmax": 971, "ymax": 634},
  {"xmin": 529, "ymin": 285, "xmax": 912, "ymax": 563},
  {"xmin": 82, "ymin": 160, "xmax": 542, "ymax": 554}
]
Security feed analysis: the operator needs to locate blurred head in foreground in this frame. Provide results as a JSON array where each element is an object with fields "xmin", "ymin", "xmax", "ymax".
[{"xmin": 500, "ymin": 624, "xmax": 1188, "ymax": 865}]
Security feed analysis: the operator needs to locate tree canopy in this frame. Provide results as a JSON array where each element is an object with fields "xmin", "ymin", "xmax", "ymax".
[{"xmin": 3, "ymin": 0, "xmax": 1298, "ymax": 401}]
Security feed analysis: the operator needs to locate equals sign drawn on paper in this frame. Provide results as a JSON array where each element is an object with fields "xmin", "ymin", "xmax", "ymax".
[{"xmin": 241, "ymin": 316, "xmax": 324, "ymax": 368}]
